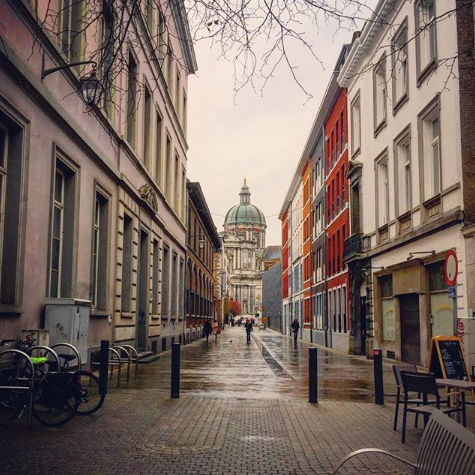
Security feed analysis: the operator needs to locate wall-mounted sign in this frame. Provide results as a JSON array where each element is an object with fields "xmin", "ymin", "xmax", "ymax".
[{"xmin": 444, "ymin": 249, "xmax": 458, "ymax": 287}]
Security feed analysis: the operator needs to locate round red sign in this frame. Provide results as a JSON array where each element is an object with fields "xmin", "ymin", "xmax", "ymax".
[{"xmin": 444, "ymin": 250, "xmax": 458, "ymax": 287}]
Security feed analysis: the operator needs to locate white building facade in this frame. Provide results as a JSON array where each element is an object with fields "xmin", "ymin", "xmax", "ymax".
[{"xmin": 339, "ymin": 0, "xmax": 473, "ymax": 367}]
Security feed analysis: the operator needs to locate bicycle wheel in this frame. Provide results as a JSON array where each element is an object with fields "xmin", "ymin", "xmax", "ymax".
[
  {"xmin": 74, "ymin": 371, "xmax": 105, "ymax": 415},
  {"xmin": 32, "ymin": 382, "xmax": 80, "ymax": 426}
]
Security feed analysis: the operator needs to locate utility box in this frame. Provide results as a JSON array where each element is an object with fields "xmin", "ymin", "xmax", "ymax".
[
  {"xmin": 21, "ymin": 329, "xmax": 50, "ymax": 347},
  {"xmin": 45, "ymin": 298, "xmax": 91, "ymax": 365}
]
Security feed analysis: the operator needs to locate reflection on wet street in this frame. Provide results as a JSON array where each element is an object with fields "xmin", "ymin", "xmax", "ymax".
[{"xmin": 129, "ymin": 326, "xmax": 396, "ymax": 402}]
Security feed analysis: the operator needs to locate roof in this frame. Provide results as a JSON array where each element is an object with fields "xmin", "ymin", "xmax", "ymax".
[
  {"xmin": 262, "ymin": 246, "xmax": 282, "ymax": 261},
  {"xmin": 187, "ymin": 182, "xmax": 221, "ymax": 250},
  {"xmin": 224, "ymin": 181, "xmax": 266, "ymax": 227}
]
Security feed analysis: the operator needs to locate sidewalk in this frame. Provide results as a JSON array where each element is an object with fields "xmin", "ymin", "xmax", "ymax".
[{"xmin": 0, "ymin": 326, "xmax": 465, "ymax": 474}]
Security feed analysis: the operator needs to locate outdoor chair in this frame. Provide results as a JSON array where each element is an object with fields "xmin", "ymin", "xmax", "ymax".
[
  {"xmin": 400, "ymin": 370, "xmax": 466, "ymax": 444},
  {"xmin": 332, "ymin": 409, "xmax": 475, "ymax": 475},
  {"xmin": 392, "ymin": 364, "xmax": 423, "ymax": 431}
]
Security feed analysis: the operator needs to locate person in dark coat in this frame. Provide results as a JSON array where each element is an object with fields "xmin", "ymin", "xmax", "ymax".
[
  {"xmin": 245, "ymin": 319, "xmax": 253, "ymax": 344},
  {"xmin": 203, "ymin": 319, "xmax": 212, "ymax": 343},
  {"xmin": 291, "ymin": 318, "xmax": 300, "ymax": 346}
]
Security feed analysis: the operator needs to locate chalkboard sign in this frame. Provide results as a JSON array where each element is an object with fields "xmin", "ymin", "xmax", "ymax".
[{"xmin": 429, "ymin": 336, "xmax": 469, "ymax": 381}]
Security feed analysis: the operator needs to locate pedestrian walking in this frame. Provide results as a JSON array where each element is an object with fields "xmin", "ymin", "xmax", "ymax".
[
  {"xmin": 212, "ymin": 319, "xmax": 219, "ymax": 342},
  {"xmin": 291, "ymin": 318, "xmax": 300, "ymax": 346},
  {"xmin": 245, "ymin": 319, "xmax": 253, "ymax": 344},
  {"xmin": 203, "ymin": 318, "xmax": 212, "ymax": 344}
]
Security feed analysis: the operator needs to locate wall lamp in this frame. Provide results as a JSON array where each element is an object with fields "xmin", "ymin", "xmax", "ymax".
[
  {"xmin": 41, "ymin": 53, "xmax": 103, "ymax": 106},
  {"xmin": 188, "ymin": 235, "xmax": 205, "ymax": 249},
  {"xmin": 406, "ymin": 250, "xmax": 436, "ymax": 261}
]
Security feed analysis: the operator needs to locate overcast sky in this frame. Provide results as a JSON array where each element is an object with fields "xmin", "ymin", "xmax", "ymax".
[{"xmin": 186, "ymin": 21, "xmax": 356, "ymax": 246}]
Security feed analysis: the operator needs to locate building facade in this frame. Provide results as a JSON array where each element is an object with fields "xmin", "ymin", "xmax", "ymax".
[
  {"xmin": 262, "ymin": 261, "xmax": 283, "ymax": 332},
  {"xmin": 223, "ymin": 181, "xmax": 266, "ymax": 315},
  {"xmin": 0, "ymin": 0, "xmax": 196, "ymax": 359},
  {"xmin": 339, "ymin": 0, "xmax": 474, "ymax": 366},
  {"xmin": 185, "ymin": 182, "xmax": 221, "ymax": 342}
]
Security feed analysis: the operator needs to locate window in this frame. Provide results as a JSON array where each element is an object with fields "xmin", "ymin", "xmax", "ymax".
[
  {"xmin": 59, "ymin": 0, "xmax": 85, "ymax": 65},
  {"xmin": 182, "ymin": 93, "xmax": 188, "ymax": 135},
  {"xmin": 174, "ymin": 154, "xmax": 179, "ymax": 212},
  {"xmin": 0, "ymin": 114, "xmax": 27, "ymax": 308},
  {"xmin": 161, "ymin": 245, "xmax": 170, "ymax": 317},
  {"xmin": 351, "ymin": 94, "xmax": 361, "ymax": 155},
  {"xmin": 179, "ymin": 259, "xmax": 185, "ymax": 318},
  {"xmin": 167, "ymin": 49, "xmax": 174, "ymax": 96},
  {"xmin": 143, "ymin": 85, "xmax": 152, "ymax": 170},
  {"xmin": 165, "ymin": 133, "xmax": 172, "ymax": 202},
  {"xmin": 126, "ymin": 51, "xmax": 138, "ymax": 149},
  {"xmin": 91, "ymin": 191, "xmax": 109, "ymax": 310},
  {"xmin": 337, "ymin": 288, "xmax": 341, "ymax": 332},
  {"xmin": 49, "ymin": 158, "xmax": 77, "ymax": 298},
  {"xmin": 376, "ymin": 155, "xmax": 389, "ymax": 228},
  {"xmin": 175, "ymin": 72, "xmax": 181, "ymax": 118},
  {"xmin": 171, "ymin": 253, "xmax": 178, "ymax": 317},
  {"xmin": 374, "ymin": 58, "xmax": 387, "ymax": 131},
  {"xmin": 342, "ymin": 286, "xmax": 347, "ymax": 333},
  {"xmin": 416, "ymin": 0, "xmax": 437, "ymax": 78},
  {"xmin": 155, "ymin": 111, "xmax": 163, "ymax": 186},
  {"xmin": 420, "ymin": 101, "xmax": 441, "ymax": 202},
  {"xmin": 145, "ymin": 0, "xmax": 154, "ymax": 35},
  {"xmin": 392, "ymin": 20, "xmax": 409, "ymax": 107},
  {"xmin": 121, "ymin": 214, "xmax": 133, "ymax": 311},
  {"xmin": 380, "ymin": 275, "xmax": 395, "ymax": 341},
  {"xmin": 395, "ymin": 130, "xmax": 412, "ymax": 216},
  {"xmin": 102, "ymin": 2, "xmax": 115, "ymax": 121},
  {"xmin": 158, "ymin": 10, "xmax": 166, "ymax": 62},
  {"xmin": 428, "ymin": 261, "xmax": 453, "ymax": 336},
  {"xmin": 152, "ymin": 239, "xmax": 160, "ymax": 314},
  {"xmin": 340, "ymin": 111, "xmax": 345, "ymax": 149}
]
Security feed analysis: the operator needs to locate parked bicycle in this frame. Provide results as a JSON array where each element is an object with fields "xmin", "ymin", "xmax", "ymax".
[
  {"xmin": 0, "ymin": 338, "xmax": 81, "ymax": 426},
  {"xmin": 50, "ymin": 352, "xmax": 105, "ymax": 415}
]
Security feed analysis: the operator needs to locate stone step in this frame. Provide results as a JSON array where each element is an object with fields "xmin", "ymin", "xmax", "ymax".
[
  {"xmin": 136, "ymin": 351, "xmax": 154, "ymax": 359},
  {"xmin": 138, "ymin": 354, "xmax": 160, "ymax": 365}
]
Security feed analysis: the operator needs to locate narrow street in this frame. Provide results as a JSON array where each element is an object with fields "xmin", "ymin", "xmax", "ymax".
[{"xmin": 1, "ymin": 327, "xmax": 422, "ymax": 475}]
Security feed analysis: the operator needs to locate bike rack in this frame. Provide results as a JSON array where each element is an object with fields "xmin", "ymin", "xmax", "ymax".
[
  {"xmin": 28, "ymin": 346, "xmax": 61, "ymax": 372},
  {"xmin": 50, "ymin": 343, "xmax": 81, "ymax": 370},
  {"xmin": 0, "ymin": 349, "xmax": 35, "ymax": 427},
  {"xmin": 119, "ymin": 345, "xmax": 139, "ymax": 380},
  {"xmin": 113, "ymin": 346, "xmax": 131, "ymax": 383},
  {"xmin": 108, "ymin": 348, "xmax": 122, "ymax": 387}
]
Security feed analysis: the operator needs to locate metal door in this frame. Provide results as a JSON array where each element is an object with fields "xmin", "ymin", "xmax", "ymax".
[{"xmin": 399, "ymin": 293, "xmax": 421, "ymax": 365}]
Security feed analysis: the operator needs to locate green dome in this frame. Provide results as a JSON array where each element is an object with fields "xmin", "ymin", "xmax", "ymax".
[{"xmin": 224, "ymin": 180, "xmax": 266, "ymax": 227}]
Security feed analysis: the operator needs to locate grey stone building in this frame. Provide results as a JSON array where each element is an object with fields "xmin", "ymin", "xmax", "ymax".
[{"xmin": 262, "ymin": 261, "xmax": 283, "ymax": 332}]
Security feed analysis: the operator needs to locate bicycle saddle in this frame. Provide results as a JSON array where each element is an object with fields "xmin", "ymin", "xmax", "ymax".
[
  {"xmin": 30, "ymin": 356, "xmax": 48, "ymax": 365},
  {"xmin": 59, "ymin": 354, "xmax": 76, "ymax": 362}
]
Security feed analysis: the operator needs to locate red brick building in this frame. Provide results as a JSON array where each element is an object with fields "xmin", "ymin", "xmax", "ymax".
[{"xmin": 325, "ymin": 88, "xmax": 350, "ymax": 352}]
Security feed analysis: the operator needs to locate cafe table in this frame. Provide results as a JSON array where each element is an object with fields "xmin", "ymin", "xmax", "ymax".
[{"xmin": 436, "ymin": 378, "xmax": 475, "ymax": 407}]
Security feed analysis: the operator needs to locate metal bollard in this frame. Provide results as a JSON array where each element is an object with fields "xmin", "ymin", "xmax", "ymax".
[
  {"xmin": 309, "ymin": 347, "xmax": 318, "ymax": 403},
  {"xmin": 99, "ymin": 340, "xmax": 109, "ymax": 395},
  {"xmin": 171, "ymin": 343, "xmax": 180, "ymax": 399},
  {"xmin": 373, "ymin": 348, "xmax": 384, "ymax": 405}
]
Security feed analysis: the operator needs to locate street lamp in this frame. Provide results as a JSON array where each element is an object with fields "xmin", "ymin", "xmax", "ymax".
[
  {"xmin": 41, "ymin": 53, "xmax": 103, "ymax": 107},
  {"xmin": 188, "ymin": 235, "xmax": 205, "ymax": 249}
]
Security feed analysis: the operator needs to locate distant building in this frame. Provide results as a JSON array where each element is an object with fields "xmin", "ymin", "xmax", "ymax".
[
  {"xmin": 185, "ymin": 182, "xmax": 221, "ymax": 342},
  {"xmin": 223, "ymin": 180, "xmax": 266, "ymax": 315},
  {"xmin": 262, "ymin": 261, "xmax": 283, "ymax": 332},
  {"xmin": 261, "ymin": 246, "xmax": 282, "ymax": 270}
]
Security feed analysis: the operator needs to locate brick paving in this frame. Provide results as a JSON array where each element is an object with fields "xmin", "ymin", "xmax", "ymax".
[{"xmin": 1, "ymin": 326, "xmax": 469, "ymax": 474}]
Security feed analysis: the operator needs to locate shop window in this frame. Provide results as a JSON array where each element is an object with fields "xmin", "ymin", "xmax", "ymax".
[
  {"xmin": 428, "ymin": 261, "xmax": 453, "ymax": 336},
  {"xmin": 380, "ymin": 275, "xmax": 395, "ymax": 341}
]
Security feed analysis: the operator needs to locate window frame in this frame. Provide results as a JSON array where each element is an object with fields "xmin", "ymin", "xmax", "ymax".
[
  {"xmin": 391, "ymin": 17, "xmax": 409, "ymax": 112},
  {"xmin": 415, "ymin": 0, "xmax": 438, "ymax": 85},
  {"xmin": 373, "ymin": 55, "xmax": 387, "ymax": 135},
  {"xmin": 393, "ymin": 125, "xmax": 412, "ymax": 220},
  {"xmin": 375, "ymin": 150, "xmax": 390, "ymax": 235},
  {"xmin": 350, "ymin": 91, "xmax": 361, "ymax": 157}
]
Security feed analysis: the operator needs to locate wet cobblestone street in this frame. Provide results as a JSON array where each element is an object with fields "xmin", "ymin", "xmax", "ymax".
[{"xmin": 1, "ymin": 327, "xmax": 470, "ymax": 474}]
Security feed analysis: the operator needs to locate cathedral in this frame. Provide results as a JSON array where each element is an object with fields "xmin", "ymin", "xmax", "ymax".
[{"xmin": 223, "ymin": 180, "xmax": 267, "ymax": 315}]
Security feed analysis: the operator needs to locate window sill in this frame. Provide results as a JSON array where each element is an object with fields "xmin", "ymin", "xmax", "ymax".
[
  {"xmin": 0, "ymin": 305, "xmax": 23, "ymax": 315},
  {"xmin": 417, "ymin": 60, "xmax": 437, "ymax": 87},
  {"xmin": 378, "ymin": 224, "xmax": 389, "ymax": 243},
  {"xmin": 392, "ymin": 92, "xmax": 408, "ymax": 115},
  {"xmin": 351, "ymin": 147, "xmax": 361, "ymax": 160},
  {"xmin": 374, "ymin": 119, "xmax": 387, "ymax": 138},
  {"xmin": 121, "ymin": 311, "xmax": 135, "ymax": 319},
  {"xmin": 91, "ymin": 310, "xmax": 110, "ymax": 317},
  {"xmin": 423, "ymin": 193, "xmax": 441, "ymax": 209}
]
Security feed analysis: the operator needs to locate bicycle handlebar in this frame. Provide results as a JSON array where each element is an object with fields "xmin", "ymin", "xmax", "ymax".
[{"xmin": 0, "ymin": 339, "xmax": 15, "ymax": 346}]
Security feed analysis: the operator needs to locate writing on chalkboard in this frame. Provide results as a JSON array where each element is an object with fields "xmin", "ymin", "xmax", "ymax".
[{"xmin": 429, "ymin": 336, "xmax": 469, "ymax": 381}]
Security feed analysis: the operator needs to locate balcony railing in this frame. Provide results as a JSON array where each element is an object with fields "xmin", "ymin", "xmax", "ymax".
[{"xmin": 343, "ymin": 233, "xmax": 363, "ymax": 260}]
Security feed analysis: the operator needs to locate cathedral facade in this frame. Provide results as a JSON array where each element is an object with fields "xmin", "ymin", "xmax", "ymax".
[{"xmin": 223, "ymin": 181, "xmax": 267, "ymax": 315}]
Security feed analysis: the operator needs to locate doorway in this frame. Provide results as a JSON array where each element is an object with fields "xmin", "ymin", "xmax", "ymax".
[
  {"xmin": 399, "ymin": 293, "xmax": 420, "ymax": 365},
  {"xmin": 137, "ymin": 230, "xmax": 149, "ymax": 352},
  {"xmin": 360, "ymin": 296, "xmax": 367, "ymax": 355}
]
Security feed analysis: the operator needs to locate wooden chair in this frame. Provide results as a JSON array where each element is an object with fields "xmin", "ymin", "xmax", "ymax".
[
  {"xmin": 400, "ymin": 371, "xmax": 466, "ymax": 444},
  {"xmin": 332, "ymin": 409, "xmax": 475, "ymax": 475},
  {"xmin": 392, "ymin": 364, "xmax": 423, "ymax": 431}
]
